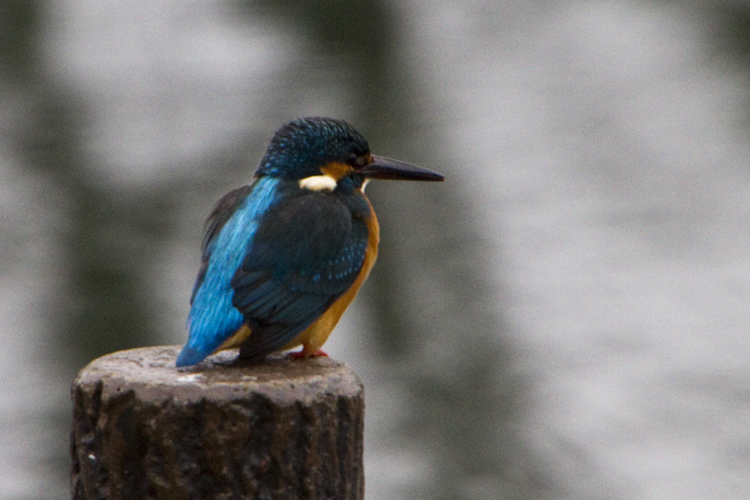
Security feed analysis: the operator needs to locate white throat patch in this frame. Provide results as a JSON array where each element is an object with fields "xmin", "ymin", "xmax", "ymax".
[{"xmin": 299, "ymin": 174, "xmax": 337, "ymax": 192}]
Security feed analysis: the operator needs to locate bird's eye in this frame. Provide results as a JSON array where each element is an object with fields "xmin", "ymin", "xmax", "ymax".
[{"xmin": 350, "ymin": 154, "xmax": 370, "ymax": 168}]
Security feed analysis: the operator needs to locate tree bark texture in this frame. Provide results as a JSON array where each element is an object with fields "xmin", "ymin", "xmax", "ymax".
[{"xmin": 70, "ymin": 346, "xmax": 364, "ymax": 500}]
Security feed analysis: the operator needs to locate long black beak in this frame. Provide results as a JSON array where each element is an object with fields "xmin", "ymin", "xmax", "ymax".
[{"xmin": 360, "ymin": 155, "xmax": 445, "ymax": 182}]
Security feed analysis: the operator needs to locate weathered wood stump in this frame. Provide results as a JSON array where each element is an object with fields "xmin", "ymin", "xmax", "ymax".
[{"xmin": 70, "ymin": 346, "xmax": 364, "ymax": 500}]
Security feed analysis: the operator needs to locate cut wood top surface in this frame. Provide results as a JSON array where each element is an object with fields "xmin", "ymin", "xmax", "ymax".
[{"xmin": 73, "ymin": 346, "xmax": 363, "ymax": 405}]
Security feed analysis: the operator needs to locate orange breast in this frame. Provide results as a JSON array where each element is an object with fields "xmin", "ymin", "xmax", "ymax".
[{"xmin": 284, "ymin": 196, "xmax": 380, "ymax": 355}]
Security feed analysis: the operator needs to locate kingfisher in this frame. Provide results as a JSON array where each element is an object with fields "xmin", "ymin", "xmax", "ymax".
[{"xmin": 176, "ymin": 117, "xmax": 444, "ymax": 367}]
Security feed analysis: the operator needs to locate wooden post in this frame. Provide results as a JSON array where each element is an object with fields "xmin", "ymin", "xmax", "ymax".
[{"xmin": 70, "ymin": 346, "xmax": 365, "ymax": 500}]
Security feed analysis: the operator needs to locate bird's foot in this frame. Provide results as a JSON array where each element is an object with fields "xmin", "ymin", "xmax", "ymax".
[{"xmin": 287, "ymin": 349, "xmax": 328, "ymax": 360}]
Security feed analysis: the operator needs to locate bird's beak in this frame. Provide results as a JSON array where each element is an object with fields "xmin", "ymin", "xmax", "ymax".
[{"xmin": 360, "ymin": 155, "xmax": 445, "ymax": 182}]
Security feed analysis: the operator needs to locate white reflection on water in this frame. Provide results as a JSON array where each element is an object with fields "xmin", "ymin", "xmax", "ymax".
[
  {"xmin": 3, "ymin": 1, "xmax": 750, "ymax": 499},
  {"xmin": 399, "ymin": 0, "xmax": 750, "ymax": 498},
  {"xmin": 44, "ymin": 0, "xmax": 296, "ymax": 187},
  {"xmin": 0, "ymin": 152, "xmax": 67, "ymax": 496}
]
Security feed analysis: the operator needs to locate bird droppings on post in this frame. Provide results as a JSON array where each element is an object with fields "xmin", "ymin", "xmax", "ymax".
[
  {"xmin": 71, "ymin": 346, "xmax": 365, "ymax": 499},
  {"xmin": 175, "ymin": 373, "xmax": 203, "ymax": 383}
]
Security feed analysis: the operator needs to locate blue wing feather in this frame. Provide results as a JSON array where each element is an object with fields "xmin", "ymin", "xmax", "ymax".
[
  {"xmin": 190, "ymin": 184, "xmax": 254, "ymax": 305},
  {"xmin": 176, "ymin": 177, "xmax": 282, "ymax": 367}
]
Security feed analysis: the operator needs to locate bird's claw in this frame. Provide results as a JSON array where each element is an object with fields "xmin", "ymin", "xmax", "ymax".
[{"xmin": 287, "ymin": 349, "xmax": 329, "ymax": 360}]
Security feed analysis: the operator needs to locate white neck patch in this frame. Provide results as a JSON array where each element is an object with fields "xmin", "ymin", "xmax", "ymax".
[{"xmin": 299, "ymin": 174, "xmax": 337, "ymax": 192}]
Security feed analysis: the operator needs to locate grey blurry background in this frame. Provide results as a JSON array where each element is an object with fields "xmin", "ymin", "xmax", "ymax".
[{"xmin": 2, "ymin": 0, "xmax": 750, "ymax": 499}]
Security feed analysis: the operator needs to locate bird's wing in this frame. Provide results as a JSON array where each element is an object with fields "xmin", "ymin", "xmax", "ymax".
[
  {"xmin": 179, "ymin": 178, "xmax": 286, "ymax": 367},
  {"xmin": 230, "ymin": 192, "xmax": 369, "ymax": 360},
  {"xmin": 190, "ymin": 184, "xmax": 254, "ymax": 304}
]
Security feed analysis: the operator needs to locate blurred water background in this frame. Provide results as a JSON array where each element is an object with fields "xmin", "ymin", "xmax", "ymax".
[{"xmin": 2, "ymin": 0, "xmax": 750, "ymax": 499}]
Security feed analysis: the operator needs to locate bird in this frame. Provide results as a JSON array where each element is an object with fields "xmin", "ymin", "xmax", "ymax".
[{"xmin": 176, "ymin": 117, "xmax": 444, "ymax": 367}]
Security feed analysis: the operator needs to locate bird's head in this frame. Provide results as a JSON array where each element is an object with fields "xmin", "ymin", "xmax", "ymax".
[{"xmin": 255, "ymin": 117, "xmax": 443, "ymax": 191}]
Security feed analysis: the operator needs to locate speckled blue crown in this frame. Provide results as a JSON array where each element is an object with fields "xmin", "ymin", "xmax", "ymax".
[{"xmin": 255, "ymin": 117, "xmax": 370, "ymax": 178}]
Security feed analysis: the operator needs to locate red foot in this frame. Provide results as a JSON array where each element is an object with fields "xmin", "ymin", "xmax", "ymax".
[{"xmin": 287, "ymin": 349, "xmax": 329, "ymax": 360}]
